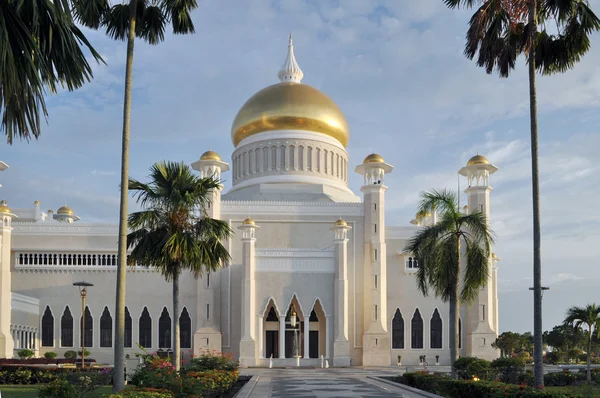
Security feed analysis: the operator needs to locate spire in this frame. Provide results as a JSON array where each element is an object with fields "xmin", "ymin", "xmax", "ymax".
[{"xmin": 278, "ymin": 34, "xmax": 304, "ymax": 83}]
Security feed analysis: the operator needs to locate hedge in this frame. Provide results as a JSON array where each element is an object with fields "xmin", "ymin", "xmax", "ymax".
[
  {"xmin": 397, "ymin": 372, "xmax": 584, "ymax": 398},
  {"xmin": 109, "ymin": 387, "xmax": 174, "ymax": 397},
  {"xmin": 0, "ymin": 358, "xmax": 94, "ymax": 365},
  {"xmin": 0, "ymin": 366, "xmax": 111, "ymax": 384}
]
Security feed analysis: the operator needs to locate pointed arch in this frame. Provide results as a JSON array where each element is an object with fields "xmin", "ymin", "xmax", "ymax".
[
  {"xmin": 124, "ymin": 307, "xmax": 132, "ymax": 348},
  {"xmin": 430, "ymin": 308, "xmax": 443, "ymax": 349},
  {"xmin": 411, "ymin": 308, "xmax": 423, "ymax": 349},
  {"xmin": 61, "ymin": 306, "xmax": 73, "ymax": 347},
  {"xmin": 41, "ymin": 306, "xmax": 54, "ymax": 347},
  {"xmin": 100, "ymin": 307, "xmax": 112, "ymax": 347},
  {"xmin": 283, "ymin": 293, "xmax": 305, "ymax": 319},
  {"xmin": 179, "ymin": 307, "xmax": 192, "ymax": 349},
  {"xmin": 260, "ymin": 297, "xmax": 281, "ymax": 318},
  {"xmin": 392, "ymin": 308, "xmax": 404, "ymax": 349},
  {"xmin": 158, "ymin": 307, "xmax": 171, "ymax": 348},
  {"xmin": 309, "ymin": 297, "xmax": 328, "ymax": 317},
  {"xmin": 139, "ymin": 307, "xmax": 152, "ymax": 348},
  {"xmin": 80, "ymin": 306, "xmax": 93, "ymax": 348}
]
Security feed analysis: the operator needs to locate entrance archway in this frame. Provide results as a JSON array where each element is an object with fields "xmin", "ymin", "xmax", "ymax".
[
  {"xmin": 262, "ymin": 299, "xmax": 280, "ymax": 359},
  {"xmin": 284, "ymin": 296, "xmax": 305, "ymax": 358},
  {"xmin": 309, "ymin": 299, "xmax": 326, "ymax": 359}
]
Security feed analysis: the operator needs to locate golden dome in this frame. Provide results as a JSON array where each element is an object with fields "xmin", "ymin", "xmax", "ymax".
[
  {"xmin": 0, "ymin": 200, "xmax": 11, "ymax": 214},
  {"xmin": 416, "ymin": 210, "xmax": 431, "ymax": 220},
  {"xmin": 57, "ymin": 205, "xmax": 74, "ymax": 215},
  {"xmin": 231, "ymin": 82, "xmax": 349, "ymax": 147},
  {"xmin": 200, "ymin": 150, "xmax": 222, "ymax": 162},
  {"xmin": 363, "ymin": 153, "xmax": 385, "ymax": 164},
  {"xmin": 34, "ymin": 200, "xmax": 40, "ymax": 205},
  {"xmin": 242, "ymin": 217, "xmax": 255, "ymax": 225},
  {"xmin": 334, "ymin": 218, "xmax": 348, "ymax": 227},
  {"xmin": 467, "ymin": 155, "xmax": 489, "ymax": 166}
]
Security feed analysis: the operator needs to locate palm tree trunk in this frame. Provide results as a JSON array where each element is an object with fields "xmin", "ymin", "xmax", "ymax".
[
  {"xmin": 113, "ymin": 0, "xmax": 138, "ymax": 393},
  {"xmin": 587, "ymin": 328, "xmax": 592, "ymax": 384},
  {"xmin": 173, "ymin": 272, "xmax": 181, "ymax": 371},
  {"xmin": 449, "ymin": 236, "xmax": 460, "ymax": 379},
  {"xmin": 528, "ymin": 0, "xmax": 544, "ymax": 390}
]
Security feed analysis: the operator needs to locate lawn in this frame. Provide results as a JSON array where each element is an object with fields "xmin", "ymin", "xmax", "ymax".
[
  {"xmin": 546, "ymin": 384, "xmax": 600, "ymax": 397},
  {"xmin": 0, "ymin": 385, "xmax": 113, "ymax": 397}
]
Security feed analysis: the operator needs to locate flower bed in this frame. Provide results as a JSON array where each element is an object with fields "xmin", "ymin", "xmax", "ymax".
[
  {"xmin": 0, "ymin": 365, "xmax": 112, "ymax": 384},
  {"xmin": 0, "ymin": 358, "xmax": 84, "ymax": 365},
  {"xmin": 395, "ymin": 372, "xmax": 585, "ymax": 398}
]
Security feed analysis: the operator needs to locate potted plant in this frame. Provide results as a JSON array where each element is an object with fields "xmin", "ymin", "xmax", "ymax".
[
  {"xmin": 435, "ymin": 355, "xmax": 440, "ymax": 366},
  {"xmin": 397, "ymin": 355, "xmax": 402, "ymax": 366}
]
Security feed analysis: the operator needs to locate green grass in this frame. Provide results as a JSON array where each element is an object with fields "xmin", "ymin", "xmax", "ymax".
[
  {"xmin": 546, "ymin": 384, "xmax": 600, "ymax": 397},
  {"xmin": 0, "ymin": 385, "xmax": 113, "ymax": 397}
]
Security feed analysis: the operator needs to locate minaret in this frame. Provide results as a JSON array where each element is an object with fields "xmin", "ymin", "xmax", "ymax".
[
  {"xmin": 191, "ymin": 150, "xmax": 230, "ymax": 356},
  {"xmin": 0, "ymin": 200, "xmax": 16, "ymax": 358},
  {"xmin": 458, "ymin": 154, "xmax": 500, "ymax": 360},
  {"xmin": 277, "ymin": 34, "xmax": 303, "ymax": 83},
  {"xmin": 54, "ymin": 205, "xmax": 80, "ymax": 223},
  {"xmin": 331, "ymin": 218, "xmax": 351, "ymax": 366},
  {"xmin": 238, "ymin": 218, "xmax": 258, "ymax": 367},
  {"xmin": 355, "ymin": 153, "xmax": 393, "ymax": 366}
]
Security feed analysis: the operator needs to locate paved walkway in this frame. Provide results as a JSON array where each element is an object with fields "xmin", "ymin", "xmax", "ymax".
[{"xmin": 240, "ymin": 368, "xmax": 440, "ymax": 398}]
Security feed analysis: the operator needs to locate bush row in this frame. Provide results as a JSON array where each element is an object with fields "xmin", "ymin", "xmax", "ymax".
[
  {"xmin": 399, "ymin": 372, "xmax": 583, "ymax": 398},
  {"xmin": 0, "ymin": 366, "xmax": 111, "ymax": 385}
]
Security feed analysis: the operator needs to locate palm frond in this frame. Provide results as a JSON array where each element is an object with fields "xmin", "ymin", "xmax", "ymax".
[
  {"xmin": 163, "ymin": 0, "xmax": 198, "ymax": 34},
  {"xmin": 419, "ymin": 189, "xmax": 459, "ymax": 217},
  {"xmin": 139, "ymin": 4, "xmax": 166, "ymax": 45},
  {"xmin": 72, "ymin": 0, "xmax": 110, "ymax": 29},
  {"xmin": 461, "ymin": 240, "xmax": 490, "ymax": 302}
]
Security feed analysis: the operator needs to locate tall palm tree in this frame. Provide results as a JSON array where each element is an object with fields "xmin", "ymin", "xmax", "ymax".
[
  {"xmin": 563, "ymin": 304, "xmax": 600, "ymax": 384},
  {"xmin": 0, "ymin": 0, "xmax": 102, "ymax": 143},
  {"xmin": 442, "ymin": 0, "xmax": 600, "ymax": 387},
  {"xmin": 127, "ymin": 161, "xmax": 232, "ymax": 373},
  {"xmin": 71, "ymin": 1, "xmax": 199, "ymax": 390},
  {"xmin": 405, "ymin": 189, "xmax": 494, "ymax": 378}
]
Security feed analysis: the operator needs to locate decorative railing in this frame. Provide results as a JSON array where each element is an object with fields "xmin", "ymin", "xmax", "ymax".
[{"xmin": 16, "ymin": 252, "xmax": 118, "ymax": 267}]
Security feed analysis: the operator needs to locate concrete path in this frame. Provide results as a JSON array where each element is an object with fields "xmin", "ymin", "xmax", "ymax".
[{"xmin": 239, "ymin": 368, "xmax": 442, "ymax": 398}]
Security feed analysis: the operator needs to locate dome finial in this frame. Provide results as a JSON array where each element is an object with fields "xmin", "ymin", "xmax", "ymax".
[{"xmin": 278, "ymin": 34, "xmax": 303, "ymax": 83}]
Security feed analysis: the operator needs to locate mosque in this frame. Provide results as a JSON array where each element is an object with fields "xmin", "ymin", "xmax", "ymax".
[{"xmin": 0, "ymin": 37, "xmax": 500, "ymax": 367}]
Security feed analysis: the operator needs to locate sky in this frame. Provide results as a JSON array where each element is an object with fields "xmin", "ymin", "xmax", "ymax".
[{"xmin": 1, "ymin": 0, "xmax": 599, "ymax": 333}]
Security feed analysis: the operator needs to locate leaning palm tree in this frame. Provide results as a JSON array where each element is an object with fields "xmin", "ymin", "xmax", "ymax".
[
  {"xmin": 71, "ymin": 1, "xmax": 199, "ymax": 390},
  {"xmin": 127, "ymin": 161, "xmax": 232, "ymax": 373},
  {"xmin": 405, "ymin": 189, "xmax": 494, "ymax": 378},
  {"xmin": 442, "ymin": 0, "xmax": 600, "ymax": 387},
  {"xmin": 0, "ymin": 0, "xmax": 102, "ymax": 143},
  {"xmin": 563, "ymin": 304, "xmax": 600, "ymax": 384}
]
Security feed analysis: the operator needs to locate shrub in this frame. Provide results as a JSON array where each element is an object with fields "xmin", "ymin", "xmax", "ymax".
[
  {"xmin": 517, "ymin": 351, "xmax": 533, "ymax": 363},
  {"xmin": 44, "ymin": 351, "xmax": 58, "ymax": 360},
  {"xmin": 0, "ymin": 366, "xmax": 112, "ymax": 385},
  {"xmin": 64, "ymin": 350, "xmax": 77, "ymax": 359},
  {"xmin": 454, "ymin": 356, "xmax": 480, "ymax": 379},
  {"xmin": 544, "ymin": 370, "xmax": 578, "ymax": 387},
  {"xmin": 38, "ymin": 379, "xmax": 78, "ymax": 398},
  {"xmin": 398, "ymin": 372, "xmax": 584, "ymax": 398},
  {"xmin": 17, "ymin": 348, "xmax": 35, "ymax": 359},
  {"xmin": 490, "ymin": 357, "xmax": 526, "ymax": 383},
  {"xmin": 109, "ymin": 387, "xmax": 174, "ymax": 397},
  {"xmin": 545, "ymin": 351, "xmax": 563, "ymax": 364},
  {"xmin": 185, "ymin": 350, "xmax": 238, "ymax": 372},
  {"xmin": 78, "ymin": 349, "xmax": 91, "ymax": 357},
  {"xmin": 0, "ymin": 358, "xmax": 75, "ymax": 365},
  {"xmin": 466, "ymin": 359, "xmax": 492, "ymax": 381},
  {"xmin": 567, "ymin": 348, "xmax": 584, "ymax": 363}
]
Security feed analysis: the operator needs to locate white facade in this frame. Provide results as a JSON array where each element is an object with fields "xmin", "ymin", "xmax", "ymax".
[{"xmin": 0, "ymin": 39, "xmax": 500, "ymax": 366}]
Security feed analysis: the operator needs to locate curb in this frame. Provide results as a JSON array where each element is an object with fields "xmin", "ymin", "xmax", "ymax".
[
  {"xmin": 234, "ymin": 375, "xmax": 259, "ymax": 398},
  {"xmin": 367, "ymin": 376, "xmax": 444, "ymax": 398}
]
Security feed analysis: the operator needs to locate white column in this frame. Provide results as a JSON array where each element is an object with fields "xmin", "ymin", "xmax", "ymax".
[
  {"xmin": 279, "ymin": 316, "xmax": 285, "ymax": 359},
  {"xmin": 325, "ymin": 316, "xmax": 331, "ymax": 359},
  {"xmin": 331, "ymin": 220, "xmax": 351, "ymax": 366},
  {"xmin": 303, "ymin": 317, "xmax": 310, "ymax": 359},
  {"xmin": 258, "ymin": 316, "xmax": 264, "ymax": 359},
  {"xmin": 238, "ymin": 220, "xmax": 258, "ymax": 366}
]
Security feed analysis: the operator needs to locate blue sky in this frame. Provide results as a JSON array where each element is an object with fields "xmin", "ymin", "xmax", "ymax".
[{"xmin": 1, "ymin": 0, "xmax": 600, "ymax": 332}]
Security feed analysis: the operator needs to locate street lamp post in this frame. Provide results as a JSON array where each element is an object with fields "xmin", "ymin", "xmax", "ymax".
[{"xmin": 74, "ymin": 281, "xmax": 94, "ymax": 367}]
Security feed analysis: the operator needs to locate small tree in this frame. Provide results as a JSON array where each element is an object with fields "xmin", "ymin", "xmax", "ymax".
[
  {"xmin": 492, "ymin": 332, "xmax": 524, "ymax": 357},
  {"xmin": 564, "ymin": 304, "xmax": 600, "ymax": 383}
]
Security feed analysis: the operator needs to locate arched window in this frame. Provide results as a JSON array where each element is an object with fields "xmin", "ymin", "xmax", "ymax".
[
  {"xmin": 41, "ymin": 306, "xmax": 54, "ymax": 347},
  {"xmin": 139, "ymin": 307, "xmax": 152, "ymax": 348},
  {"xmin": 158, "ymin": 307, "xmax": 171, "ymax": 349},
  {"xmin": 430, "ymin": 309, "xmax": 442, "ymax": 349},
  {"xmin": 309, "ymin": 309, "xmax": 318, "ymax": 322},
  {"xmin": 125, "ymin": 307, "xmax": 132, "ymax": 348},
  {"xmin": 100, "ymin": 307, "xmax": 112, "ymax": 348},
  {"xmin": 80, "ymin": 306, "xmax": 93, "ymax": 348},
  {"xmin": 266, "ymin": 307, "xmax": 279, "ymax": 321},
  {"xmin": 408, "ymin": 257, "xmax": 413, "ymax": 268},
  {"xmin": 179, "ymin": 308, "xmax": 192, "ymax": 349},
  {"xmin": 61, "ymin": 306, "xmax": 73, "ymax": 347},
  {"xmin": 411, "ymin": 309, "xmax": 423, "ymax": 349},
  {"xmin": 392, "ymin": 309, "xmax": 404, "ymax": 349}
]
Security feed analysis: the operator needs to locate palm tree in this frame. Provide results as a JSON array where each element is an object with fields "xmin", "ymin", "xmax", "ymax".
[
  {"xmin": 404, "ymin": 189, "xmax": 494, "ymax": 378},
  {"xmin": 127, "ymin": 161, "xmax": 232, "ymax": 373},
  {"xmin": 442, "ymin": 0, "xmax": 600, "ymax": 387},
  {"xmin": 0, "ymin": 0, "xmax": 102, "ymax": 143},
  {"xmin": 71, "ymin": 1, "xmax": 199, "ymax": 390},
  {"xmin": 563, "ymin": 304, "xmax": 600, "ymax": 384}
]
